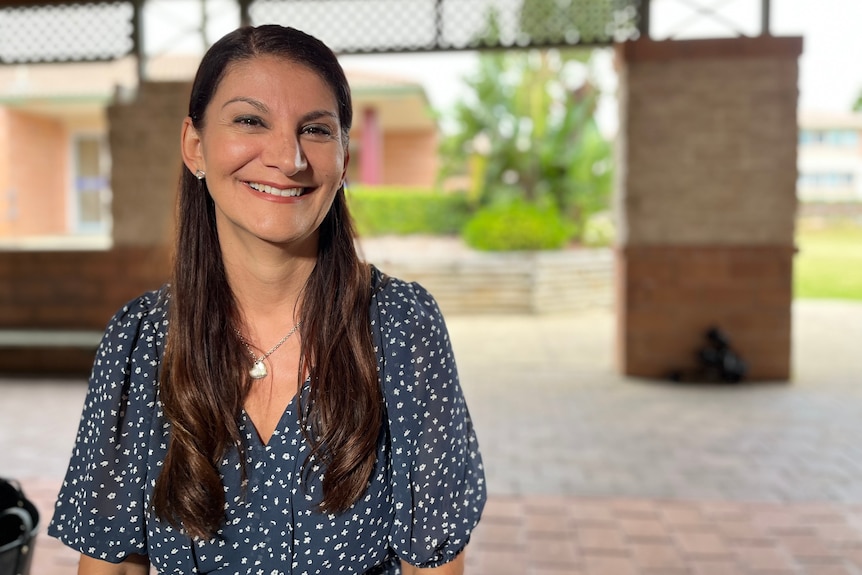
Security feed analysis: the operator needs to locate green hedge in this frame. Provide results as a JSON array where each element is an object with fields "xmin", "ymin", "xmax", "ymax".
[
  {"xmin": 347, "ymin": 186, "xmax": 471, "ymax": 236},
  {"xmin": 462, "ymin": 199, "xmax": 570, "ymax": 251}
]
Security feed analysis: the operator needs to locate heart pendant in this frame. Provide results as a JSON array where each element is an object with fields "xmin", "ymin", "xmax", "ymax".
[{"xmin": 249, "ymin": 361, "xmax": 268, "ymax": 379}]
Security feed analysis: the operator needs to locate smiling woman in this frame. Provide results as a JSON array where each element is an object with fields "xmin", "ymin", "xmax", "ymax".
[
  {"xmin": 181, "ymin": 55, "xmax": 348, "ymax": 250},
  {"xmin": 46, "ymin": 25, "xmax": 485, "ymax": 575}
]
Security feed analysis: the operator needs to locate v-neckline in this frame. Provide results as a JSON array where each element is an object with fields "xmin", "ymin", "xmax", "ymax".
[
  {"xmin": 243, "ymin": 378, "xmax": 308, "ymax": 448},
  {"xmin": 243, "ymin": 401, "xmax": 290, "ymax": 448}
]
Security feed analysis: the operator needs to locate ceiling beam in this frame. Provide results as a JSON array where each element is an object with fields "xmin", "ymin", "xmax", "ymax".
[
  {"xmin": 0, "ymin": 0, "xmax": 119, "ymax": 5},
  {"xmin": 761, "ymin": 0, "xmax": 771, "ymax": 36}
]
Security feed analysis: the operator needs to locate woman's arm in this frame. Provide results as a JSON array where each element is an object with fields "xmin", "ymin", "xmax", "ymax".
[
  {"xmin": 78, "ymin": 554, "xmax": 150, "ymax": 575},
  {"xmin": 402, "ymin": 552, "xmax": 465, "ymax": 575}
]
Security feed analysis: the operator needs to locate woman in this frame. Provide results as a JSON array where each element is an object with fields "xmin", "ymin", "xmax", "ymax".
[{"xmin": 49, "ymin": 25, "xmax": 485, "ymax": 574}]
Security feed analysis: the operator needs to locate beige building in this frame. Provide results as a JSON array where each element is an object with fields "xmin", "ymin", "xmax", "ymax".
[
  {"xmin": 0, "ymin": 60, "xmax": 121, "ymax": 242},
  {"xmin": 797, "ymin": 111, "xmax": 862, "ymax": 203},
  {"xmin": 0, "ymin": 56, "xmax": 439, "ymax": 244}
]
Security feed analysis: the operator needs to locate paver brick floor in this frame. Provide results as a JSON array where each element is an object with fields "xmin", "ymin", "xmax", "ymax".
[
  {"xmin": 3, "ymin": 299, "xmax": 862, "ymax": 574},
  {"xmin": 18, "ymin": 480, "xmax": 862, "ymax": 575},
  {"xmin": 465, "ymin": 496, "xmax": 862, "ymax": 574},
  {"xmin": 15, "ymin": 480, "xmax": 862, "ymax": 575}
]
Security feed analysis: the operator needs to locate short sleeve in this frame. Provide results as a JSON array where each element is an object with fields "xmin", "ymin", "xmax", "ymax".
[
  {"xmin": 48, "ymin": 291, "xmax": 166, "ymax": 563},
  {"xmin": 376, "ymin": 279, "xmax": 486, "ymax": 568}
]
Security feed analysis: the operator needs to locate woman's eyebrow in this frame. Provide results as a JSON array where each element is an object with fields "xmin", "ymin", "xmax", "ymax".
[
  {"xmin": 221, "ymin": 100, "xmax": 336, "ymax": 125},
  {"xmin": 222, "ymin": 97, "xmax": 269, "ymax": 113},
  {"xmin": 300, "ymin": 110, "xmax": 339, "ymax": 124}
]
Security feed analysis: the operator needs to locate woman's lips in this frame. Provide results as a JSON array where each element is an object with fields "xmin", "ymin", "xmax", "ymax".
[{"xmin": 247, "ymin": 181, "xmax": 307, "ymax": 197}]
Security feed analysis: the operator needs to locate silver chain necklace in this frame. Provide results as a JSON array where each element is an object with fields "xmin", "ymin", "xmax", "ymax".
[{"xmin": 235, "ymin": 321, "xmax": 302, "ymax": 380}]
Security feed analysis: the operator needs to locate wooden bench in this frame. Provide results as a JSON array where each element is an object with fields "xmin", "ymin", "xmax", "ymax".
[
  {"xmin": 0, "ymin": 330, "xmax": 103, "ymax": 348},
  {"xmin": 0, "ymin": 330, "xmax": 103, "ymax": 376}
]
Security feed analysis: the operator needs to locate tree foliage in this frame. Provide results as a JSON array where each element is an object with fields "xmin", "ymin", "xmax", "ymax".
[
  {"xmin": 520, "ymin": 0, "xmax": 624, "ymax": 44},
  {"xmin": 439, "ymin": 18, "xmax": 613, "ymax": 241}
]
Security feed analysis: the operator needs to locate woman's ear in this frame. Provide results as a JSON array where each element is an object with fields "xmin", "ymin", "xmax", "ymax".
[{"xmin": 181, "ymin": 117, "xmax": 204, "ymax": 175}]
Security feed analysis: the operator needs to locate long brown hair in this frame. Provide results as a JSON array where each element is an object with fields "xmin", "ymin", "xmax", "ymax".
[{"xmin": 153, "ymin": 25, "xmax": 381, "ymax": 540}]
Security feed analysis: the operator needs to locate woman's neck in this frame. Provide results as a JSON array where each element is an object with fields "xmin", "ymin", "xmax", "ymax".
[{"xmin": 220, "ymin": 235, "xmax": 316, "ymax": 335}]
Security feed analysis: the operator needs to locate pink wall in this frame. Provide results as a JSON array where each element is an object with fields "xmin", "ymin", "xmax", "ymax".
[
  {"xmin": 0, "ymin": 109, "xmax": 9, "ymax": 235},
  {"xmin": 383, "ymin": 130, "xmax": 439, "ymax": 186},
  {"xmin": 350, "ymin": 126, "xmax": 439, "ymax": 187},
  {"xmin": 1, "ymin": 109, "xmax": 69, "ymax": 237}
]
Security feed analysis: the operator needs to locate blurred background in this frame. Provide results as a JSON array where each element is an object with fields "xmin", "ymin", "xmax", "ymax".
[
  {"xmin": 1, "ymin": 0, "xmax": 861, "ymax": 573},
  {"xmin": 1, "ymin": 0, "xmax": 861, "ymax": 249}
]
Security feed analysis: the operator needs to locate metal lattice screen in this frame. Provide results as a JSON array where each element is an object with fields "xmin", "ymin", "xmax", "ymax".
[
  {"xmin": 0, "ymin": 1, "xmax": 134, "ymax": 63},
  {"xmin": 0, "ymin": 0, "xmax": 642, "ymax": 65},
  {"xmin": 647, "ymin": 0, "xmax": 766, "ymax": 40},
  {"xmin": 250, "ymin": 0, "xmax": 641, "ymax": 53}
]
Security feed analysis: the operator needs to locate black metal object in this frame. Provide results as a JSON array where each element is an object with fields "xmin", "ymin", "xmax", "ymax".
[
  {"xmin": 239, "ymin": 0, "xmax": 252, "ymax": 26},
  {"xmin": 0, "ymin": 479, "xmax": 39, "ymax": 575},
  {"xmin": 761, "ymin": 0, "xmax": 770, "ymax": 36},
  {"xmin": 131, "ymin": 0, "xmax": 144, "ymax": 81},
  {"xmin": 638, "ymin": 0, "xmax": 650, "ymax": 38},
  {"xmin": 669, "ymin": 326, "xmax": 748, "ymax": 384}
]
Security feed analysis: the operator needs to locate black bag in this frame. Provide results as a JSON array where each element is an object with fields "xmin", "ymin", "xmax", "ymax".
[{"xmin": 0, "ymin": 479, "xmax": 39, "ymax": 575}]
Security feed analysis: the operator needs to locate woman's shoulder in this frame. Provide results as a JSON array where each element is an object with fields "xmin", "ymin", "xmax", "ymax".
[
  {"xmin": 369, "ymin": 267, "xmax": 455, "ymax": 386},
  {"xmin": 117, "ymin": 284, "xmax": 170, "ymax": 319},
  {"xmin": 104, "ymin": 285, "xmax": 170, "ymax": 333},
  {"xmin": 370, "ymin": 266, "xmax": 443, "ymax": 324},
  {"xmin": 93, "ymin": 285, "xmax": 170, "ymax": 367}
]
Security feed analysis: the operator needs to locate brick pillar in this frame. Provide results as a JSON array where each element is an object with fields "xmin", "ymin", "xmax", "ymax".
[
  {"xmin": 615, "ymin": 37, "xmax": 803, "ymax": 381},
  {"xmin": 108, "ymin": 81, "xmax": 190, "ymax": 248},
  {"xmin": 103, "ymin": 80, "xmax": 189, "ymax": 313}
]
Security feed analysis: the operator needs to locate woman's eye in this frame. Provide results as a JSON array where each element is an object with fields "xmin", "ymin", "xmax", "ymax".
[
  {"xmin": 236, "ymin": 116, "xmax": 264, "ymax": 127},
  {"xmin": 302, "ymin": 125, "xmax": 333, "ymax": 137}
]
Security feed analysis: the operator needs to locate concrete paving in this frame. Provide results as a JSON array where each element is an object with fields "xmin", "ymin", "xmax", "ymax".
[
  {"xmin": 454, "ymin": 300, "xmax": 862, "ymax": 504},
  {"xmin": 2, "ymin": 299, "xmax": 862, "ymax": 574}
]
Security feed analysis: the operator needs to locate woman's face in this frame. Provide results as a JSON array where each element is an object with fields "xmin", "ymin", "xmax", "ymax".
[{"xmin": 182, "ymin": 55, "xmax": 349, "ymax": 252}]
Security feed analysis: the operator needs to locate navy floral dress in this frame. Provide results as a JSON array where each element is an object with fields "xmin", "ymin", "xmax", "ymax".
[{"xmin": 48, "ymin": 271, "xmax": 485, "ymax": 574}]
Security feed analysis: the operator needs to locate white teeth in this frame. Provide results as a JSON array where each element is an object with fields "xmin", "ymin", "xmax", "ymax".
[{"xmin": 248, "ymin": 182, "xmax": 303, "ymax": 197}]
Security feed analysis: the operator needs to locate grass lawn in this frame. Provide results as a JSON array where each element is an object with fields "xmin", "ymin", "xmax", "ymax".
[{"xmin": 794, "ymin": 221, "xmax": 862, "ymax": 301}]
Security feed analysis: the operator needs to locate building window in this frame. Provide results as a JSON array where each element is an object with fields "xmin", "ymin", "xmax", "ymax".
[
  {"xmin": 799, "ymin": 129, "xmax": 859, "ymax": 147},
  {"xmin": 798, "ymin": 172, "xmax": 854, "ymax": 187},
  {"xmin": 72, "ymin": 134, "xmax": 110, "ymax": 234}
]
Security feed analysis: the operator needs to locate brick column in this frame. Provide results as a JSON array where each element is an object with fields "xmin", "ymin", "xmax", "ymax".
[
  {"xmin": 615, "ymin": 37, "xmax": 803, "ymax": 381},
  {"xmin": 108, "ymin": 81, "xmax": 190, "ymax": 248}
]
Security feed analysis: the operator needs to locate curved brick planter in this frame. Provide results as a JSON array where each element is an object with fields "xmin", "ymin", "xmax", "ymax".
[{"xmin": 361, "ymin": 238, "xmax": 613, "ymax": 315}]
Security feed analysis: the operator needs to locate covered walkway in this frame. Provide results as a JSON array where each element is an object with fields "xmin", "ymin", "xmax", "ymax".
[{"xmin": 5, "ymin": 299, "xmax": 862, "ymax": 574}]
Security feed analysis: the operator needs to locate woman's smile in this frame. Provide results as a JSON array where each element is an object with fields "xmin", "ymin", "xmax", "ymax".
[
  {"xmin": 181, "ymin": 55, "xmax": 348, "ymax": 248},
  {"xmin": 245, "ymin": 180, "xmax": 309, "ymax": 198}
]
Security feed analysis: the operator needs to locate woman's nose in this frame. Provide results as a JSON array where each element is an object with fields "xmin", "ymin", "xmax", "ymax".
[{"xmin": 265, "ymin": 133, "xmax": 308, "ymax": 175}]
